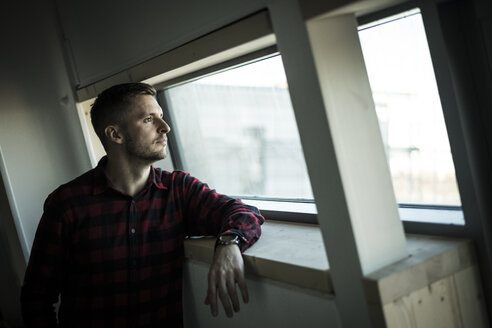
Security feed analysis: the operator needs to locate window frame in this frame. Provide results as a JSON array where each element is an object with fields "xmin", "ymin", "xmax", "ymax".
[
  {"xmin": 358, "ymin": 4, "xmax": 466, "ymax": 227},
  {"xmin": 156, "ymin": 3, "xmax": 469, "ymax": 227},
  {"xmin": 357, "ymin": 0, "xmax": 491, "ymax": 239}
]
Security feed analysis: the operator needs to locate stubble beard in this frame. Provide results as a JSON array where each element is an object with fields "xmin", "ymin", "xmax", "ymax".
[{"xmin": 125, "ymin": 136, "xmax": 167, "ymax": 165}]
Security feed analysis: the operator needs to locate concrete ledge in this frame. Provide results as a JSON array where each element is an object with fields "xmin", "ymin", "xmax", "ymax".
[
  {"xmin": 184, "ymin": 220, "xmax": 332, "ymax": 292},
  {"xmin": 184, "ymin": 221, "xmax": 477, "ymax": 298}
]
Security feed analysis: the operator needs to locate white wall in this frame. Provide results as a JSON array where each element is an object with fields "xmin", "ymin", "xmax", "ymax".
[
  {"xmin": 183, "ymin": 260, "xmax": 341, "ymax": 328},
  {"xmin": 0, "ymin": 2, "xmax": 92, "ymax": 325},
  {"xmin": 0, "ymin": 1, "xmax": 91, "ymax": 255},
  {"xmin": 0, "ymin": 170, "xmax": 25, "ymax": 326}
]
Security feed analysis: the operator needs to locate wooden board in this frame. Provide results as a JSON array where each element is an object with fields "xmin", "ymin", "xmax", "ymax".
[
  {"xmin": 382, "ymin": 265, "xmax": 488, "ymax": 327},
  {"xmin": 364, "ymin": 235, "xmax": 476, "ymax": 304}
]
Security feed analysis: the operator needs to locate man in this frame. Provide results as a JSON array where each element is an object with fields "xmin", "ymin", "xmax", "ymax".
[{"xmin": 20, "ymin": 83, "xmax": 264, "ymax": 327}]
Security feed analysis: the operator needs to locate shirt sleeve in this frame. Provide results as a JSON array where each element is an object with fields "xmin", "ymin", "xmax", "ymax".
[
  {"xmin": 21, "ymin": 191, "xmax": 68, "ymax": 327},
  {"xmin": 179, "ymin": 172, "xmax": 264, "ymax": 252}
]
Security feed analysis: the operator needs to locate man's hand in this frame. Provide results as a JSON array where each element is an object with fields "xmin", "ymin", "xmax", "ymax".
[{"xmin": 204, "ymin": 244, "xmax": 248, "ymax": 318}]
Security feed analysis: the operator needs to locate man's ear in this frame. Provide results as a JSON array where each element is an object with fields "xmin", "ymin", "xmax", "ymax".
[{"xmin": 104, "ymin": 125, "xmax": 124, "ymax": 145}]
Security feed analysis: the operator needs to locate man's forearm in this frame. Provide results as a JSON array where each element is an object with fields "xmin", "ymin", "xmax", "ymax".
[{"xmin": 20, "ymin": 284, "xmax": 59, "ymax": 327}]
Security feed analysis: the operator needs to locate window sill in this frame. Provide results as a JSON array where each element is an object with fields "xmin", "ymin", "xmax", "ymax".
[
  {"xmin": 185, "ymin": 220, "xmax": 331, "ymax": 292},
  {"xmin": 398, "ymin": 206, "xmax": 465, "ymax": 225},
  {"xmin": 184, "ymin": 220, "xmax": 476, "ymax": 295}
]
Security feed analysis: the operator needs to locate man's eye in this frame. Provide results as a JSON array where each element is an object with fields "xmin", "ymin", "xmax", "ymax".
[{"xmin": 144, "ymin": 117, "xmax": 152, "ymax": 123}]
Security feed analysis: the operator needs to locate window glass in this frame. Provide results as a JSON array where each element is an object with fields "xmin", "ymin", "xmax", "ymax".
[
  {"xmin": 164, "ymin": 55, "xmax": 313, "ymax": 200},
  {"xmin": 358, "ymin": 9, "xmax": 462, "ymax": 207}
]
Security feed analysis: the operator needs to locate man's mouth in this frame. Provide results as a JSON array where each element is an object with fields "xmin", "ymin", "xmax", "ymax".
[{"xmin": 155, "ymin": 138, "xmax": 167, "ymax": 145}]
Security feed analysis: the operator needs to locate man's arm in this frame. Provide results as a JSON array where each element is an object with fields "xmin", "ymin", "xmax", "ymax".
[
  {"xmin": 179, "ymin": 172, "xmax": 264, "ymax": 317},
  {"xmin": 180, "ymin": 172, "xmax": 264, "ymax": 248},
  {"xmin": 21, "ymin": 194, "xmax": 66, "ymax": 327}
]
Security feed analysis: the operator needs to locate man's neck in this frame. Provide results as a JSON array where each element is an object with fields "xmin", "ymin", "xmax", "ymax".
[{"xmin": 104, "ymin": 154, "xmax": 152, "ymax": 197}]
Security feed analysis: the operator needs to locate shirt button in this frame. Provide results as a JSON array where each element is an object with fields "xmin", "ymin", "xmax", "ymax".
[{"xmin": 131, "ymin": 228, "xmax": 136, "ymax": 234}]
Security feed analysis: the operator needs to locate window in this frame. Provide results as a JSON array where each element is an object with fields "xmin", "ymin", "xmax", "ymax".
[
  {"xmin": 161, "ymin": 55, "xmax": 314, "ymax": 203},
  {"xmin": 358, "ymin": 8, "xmax": 463, "ymax": 224},
  {"xmin": 160, "ymin": 11, "xmax": 464, "ymax": 224}
]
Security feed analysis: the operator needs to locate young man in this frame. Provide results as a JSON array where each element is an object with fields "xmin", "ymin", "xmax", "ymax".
[{"xmin": 20, "ymin": 83, "xmax": 264, "ymax": 327}]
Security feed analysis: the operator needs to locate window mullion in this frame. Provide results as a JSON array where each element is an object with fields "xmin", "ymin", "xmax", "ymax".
[{"xmin": 157, "ymin": 90, "xmax": 186, "ymax": 171}]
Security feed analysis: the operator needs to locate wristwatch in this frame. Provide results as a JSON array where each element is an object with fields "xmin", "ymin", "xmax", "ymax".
[{"xmin": 215, "ymin": 234, "xmax": 241, "ymax": 250}]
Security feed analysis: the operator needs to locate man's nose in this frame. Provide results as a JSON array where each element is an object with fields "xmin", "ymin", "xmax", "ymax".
[{"xmin": 159, "ymin": 118, "xmax": 171, "ymax": 134}]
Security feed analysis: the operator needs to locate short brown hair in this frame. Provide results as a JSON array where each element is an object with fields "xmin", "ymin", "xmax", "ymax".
[{"xmin": 90, "ymin": 83, "xmax": 156, "ymax": 149}]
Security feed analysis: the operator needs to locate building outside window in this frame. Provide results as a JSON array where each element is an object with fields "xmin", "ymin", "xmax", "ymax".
[
  {"xmin": 358, "ymin": 9, "xmax": 462, "ymax": 215},
  {"xmin": 162, "ymin": 55, "xmax": 314, "ymax": 201}
]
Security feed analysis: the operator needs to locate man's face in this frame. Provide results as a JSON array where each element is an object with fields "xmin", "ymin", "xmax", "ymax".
[{"xmin": 120, "ymin": 94, "xmax": 171, "ymax": 164}]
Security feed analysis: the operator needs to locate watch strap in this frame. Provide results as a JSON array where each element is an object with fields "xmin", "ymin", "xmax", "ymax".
[{"xmin": 215, "ymin": 234, "xmax": 241, "ymax": 250}]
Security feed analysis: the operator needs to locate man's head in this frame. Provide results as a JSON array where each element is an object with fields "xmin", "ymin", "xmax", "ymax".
[
  {"xmin": 91, "ymin": 83, "xmax": 157, "ymax": 150},
  {"xmin": 91, "ymin": 83, "xmax": 170, "ymax": 163}
]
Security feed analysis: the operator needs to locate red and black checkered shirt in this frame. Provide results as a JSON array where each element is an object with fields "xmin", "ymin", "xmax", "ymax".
[{"xmin": 21, "ymin": 157, "xmax": 264, "ymax": 327}]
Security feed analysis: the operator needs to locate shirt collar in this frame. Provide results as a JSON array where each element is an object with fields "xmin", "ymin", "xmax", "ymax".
[
  {"xmin": 92, "ymin": 156, "xmax": 168, "ymax": 195},
  {"xmin": 150, "ymin": 165, "xmax": 167, "ymax": 190},
  {"xmin": 91, "ymin": 156, "xmax": 111, "ymax": 195}
]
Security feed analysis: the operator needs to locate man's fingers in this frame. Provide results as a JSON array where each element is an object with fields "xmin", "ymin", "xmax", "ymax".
[
  {"xmin": 237, "ymin": 275, "xmax": 249, "ymax": 304},
  {"xmin": 218, "ymin": 281, "xmax": 233, "ymax": 318},
  {"xmin": 226, "ymin": 278, "xmax": 240, "ymax": 312},
  {"xmin": 206, "ymin": 244, "xmax": 250, "ymax": 318},
  {"xmin": 206, "ymin": 288, "xmax": 218, "ymax": 316},
  {"xmin": 207, "ymin": 273, "xmax": 218, "ymax": 316}
]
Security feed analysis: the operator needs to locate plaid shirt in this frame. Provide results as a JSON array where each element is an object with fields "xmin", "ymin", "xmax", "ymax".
[{"xmin": 21, "ymin": 157, "xmax": 264, "ymax": 327}]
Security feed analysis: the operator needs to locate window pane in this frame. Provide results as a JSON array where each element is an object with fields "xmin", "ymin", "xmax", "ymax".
[
  {"xmin": 358, "ymin": 9, "xmax": 462, "ymax": 206},
  {"xmin": 164, "ymin": 55, "xmax": 313, "ymax": 200}
]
